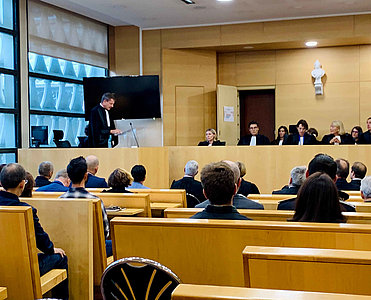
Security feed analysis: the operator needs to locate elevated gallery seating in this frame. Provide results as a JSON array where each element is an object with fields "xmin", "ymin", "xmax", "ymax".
[{"xmin": 0, "ymin": 206, "xmax": 67, "ymax": 299}]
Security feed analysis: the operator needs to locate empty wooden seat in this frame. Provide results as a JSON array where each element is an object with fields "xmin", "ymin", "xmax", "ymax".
[
  {"xmin": 243, "ymin": 246, "xmax": 371, "ymax": 295},
  {"xmin": 172, "ymin": 284, "xmax": 371, "ymax": 300},
  {"xmin": 0, "ymin": 206, "xmax": 67, "ymax": 299}
]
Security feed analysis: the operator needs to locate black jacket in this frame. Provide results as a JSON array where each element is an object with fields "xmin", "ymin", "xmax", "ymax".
[
  {"xmin": 238, "ymin": 134, "xmax": 270, "ymax": 146},
  {"xmin": 35, "ymin": 176, "xmax": 52, "ymax": 187},
  {"xmin": 284, "ymin": 133, "xmax": 316, "ymax": 145},
  {"xmin": 321, "ymin": 133, "xmax": 353, "ymax": 145},
  {"xmin": 238, "ymin": 179, "xmax": 260, "ymax": 196},
  {"xmin": 171, "ymin": 176, "xmax": 206, "ymax": 202},
  {"xmin": 88, "ymin": 105, "xmax": 117, "ymax": 148},
  {"xmin": 190, "ymin": 205, "xmax": 251, "ymax": 220},
  {"xmin": 272, "ymin": 185, "xmax": 300, "ymax": 195},
  {"xmin": 359, "ymin": 131, "xmax": 371, "ymax": 144},
  {"xmin": 198, "ymin": 140, "xmax": 225, "ymax": 146}
]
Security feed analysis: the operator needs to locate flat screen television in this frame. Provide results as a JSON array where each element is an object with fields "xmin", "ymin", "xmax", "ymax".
[
  {"xmin": 31, "ymin": 126, "xmax": 48, "ymax": 147},
  {"xmin": 83, "ymin": 75, "xmax": 161, "ymax": 121}
]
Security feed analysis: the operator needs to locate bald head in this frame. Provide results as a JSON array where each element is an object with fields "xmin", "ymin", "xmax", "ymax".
[
  {"xmin": 222, "ymin": 160, "xmax": 240, "ymax": 185},
  {"xmin": 86, "ymin": 155, "xmax": 99, "ymax": 174}
]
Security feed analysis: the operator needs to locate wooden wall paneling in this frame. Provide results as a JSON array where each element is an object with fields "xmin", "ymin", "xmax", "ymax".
[
  {"xmin": 220, "ymin": 23, "xmax": 265, "ymax": 45},
  {"xmin": 360, "ymin": 45, "xmax": 371, "ymax": 82},
  {"xmin": 355, "ymin": 15, "xmax": 371, "ymax": 36},
  {"xmin": 108, "ymin": 26, "xmax": 116, "ymax": 73},
  {"xmin": 360, "ymin": 82, "xmax": 371, "ymax": 124},
  {"xmin": 235, "ymin": 51, "xmax": 276, "ymax": 86},
  {"xmin": 112, "ymin": 26, "xmax": 140, "ymax": 75},
  {"xmin": 275, "ymin": 82, "xmax": 359, "ymax": 138},
  {"xmin": 142, "ymin": 29, "xmax": 162, "ymax": 76},
  {"xmin": 161, "ymin": 26, "xmax": 221, "ymax": 49},
  {"xmin": 218, "ymin": 53, "xmax": 236, "ymax": 86}
]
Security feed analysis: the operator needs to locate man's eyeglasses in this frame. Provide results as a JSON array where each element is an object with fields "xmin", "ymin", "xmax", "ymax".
[{"xmin": 24, "ymin": 179, "xmax": 28, "ymax": 184}]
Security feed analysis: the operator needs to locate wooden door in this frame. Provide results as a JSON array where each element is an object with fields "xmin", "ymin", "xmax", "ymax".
[
  {"xmin": 239, "ymin": 89, "xmax": 275, "ymax": 141},
  {"xmin": 217, "ymin": 84, "xmax": 239, "ymax": 145},
  {"xmin": 175, "ymin": 86, "xmax": 205, "ymax": 145}
]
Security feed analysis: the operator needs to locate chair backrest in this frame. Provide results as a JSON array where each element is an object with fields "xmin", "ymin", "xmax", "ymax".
[
  {"xmin": 186, "ymin": 193, "xmax": 200, "ymax": 208},
  {"xmin": 100, "ymin": 257, "xmax": 181, "ymax": 300},
  {"xmin": 0, "ymin": 206, "xmax": 42, "ymax": 299}
]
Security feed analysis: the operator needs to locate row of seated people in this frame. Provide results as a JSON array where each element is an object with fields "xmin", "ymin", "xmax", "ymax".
[{"xmin": 199, "ymin": 117, "xmax": 371, "ymax": 146}]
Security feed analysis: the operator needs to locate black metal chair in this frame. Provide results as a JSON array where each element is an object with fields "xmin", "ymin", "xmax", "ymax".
[
  {"xmin": 53, "ymin": 130, "xmax": 71, "ymax": 148},
  {"xmin": 100, "ymin": 257, "xmax": 181, "ymax": 300}
]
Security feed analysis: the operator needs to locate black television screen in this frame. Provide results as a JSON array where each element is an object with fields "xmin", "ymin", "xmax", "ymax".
[
  {"xmin": 83, "ymin": 75, "xmax": 161, "ymax": 120},
  {"xmin": 31, "ymin": 126, "xmax": 48, "ymax": 147}
]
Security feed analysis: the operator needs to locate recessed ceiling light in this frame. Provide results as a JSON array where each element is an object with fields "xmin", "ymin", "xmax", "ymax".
[
  {"xmin": 180, "ymin": 0, "xmax": 195, "ymax": 4},
  {"xmin": 305, "ymin": 41, "xmax": 318, "ymax": 47},
  {"xmin": 243, "ymin": 46, "xmax": 254, "ymax": 49}
]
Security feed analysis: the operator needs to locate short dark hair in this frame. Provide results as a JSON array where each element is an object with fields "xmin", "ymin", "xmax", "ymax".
[
  {"xmin": 308, "ymin": 128, "xmax": 318, "ymax": 137},
  {"xmin": 108, "ymin": 168, "xmax": 133, "ymax": 188},
  {"xmin": 100, "ymin": 92, "xmax": 116, "ymax": 103},
  {"xmin": 131, "ymin": 165, "xmax": 146, "ymax": 182},
  {"xmin": 296, "ymin": 119, "xmax": 309, "ymax": 130},
  {"xmin": 308, "ymin": 153, "xmax": 337, "ymax": 180},
  {"xmin": 200, "ymin": 161, "xmax": 235, "ymax": 205},
  {"xmin": 67, "ymin": 156, "xmax": 87, "ymax": 184},
  {"xmin": 352, "ymin": 162, "xmax": 367, "ymax": 179},
  {"xmin": 0, "ymin": 163, "xmax": 26, "ymax": 190},
  {"xmin": 248, "ymin": 121, "xmax": 259, "ymax": 128},
  {"xmin": 335, "ymin": 158, "xmax": 349, "ymax": 179},
  {"xmin": 351, "ymin": 126, "xmax": 363, "ymax": 135},
  {"xmin": 291, "ymin": 172, "xmax": 345, "ymax": 223},
  {"xmin": 20, "ymin": 172, "xmax": 35, "ymax": 197}
]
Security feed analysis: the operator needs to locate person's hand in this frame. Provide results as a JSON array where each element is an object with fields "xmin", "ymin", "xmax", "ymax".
[
  {"xmin": 54, "ymin": 247, "xmax": 66, "ymax": 257},
  {"xmin": 110, "ymin": 129, "xmax": 122, "ymax": 135},
  {"xmin": 330, "ymin": 137, "xmax": 340, "ymax": 144}
]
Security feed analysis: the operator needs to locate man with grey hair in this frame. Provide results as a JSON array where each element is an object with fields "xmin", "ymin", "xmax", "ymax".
[
  {"xmin": 170, "ymin": 160, "xmax": 206, "ymax": 206},
  {"xmin": 273, "ymin": 166, "xmax": 307, "ymax": 195},
  {"xmin": 35, "ymin": 161, "xmax": 54, "ymax": 187},
  {"xmin": 196, "ymin": 160, "xmax": 264, "ymax": 209},
  {"xmin": 361, "ymin": 176, "xmax": 371, "ymax": 202},
  {"xmin": 85, "ymin": 155, "xmax": 108, "ymax": 188},
  {"xmin": 36, "ymin": 169, "xmax": 70, "ymax": 192}
]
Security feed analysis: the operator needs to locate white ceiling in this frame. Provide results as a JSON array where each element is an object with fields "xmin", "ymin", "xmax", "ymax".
[{"xmin": 41, "ymin": 0, "xmax": 371, "ymax": 29}]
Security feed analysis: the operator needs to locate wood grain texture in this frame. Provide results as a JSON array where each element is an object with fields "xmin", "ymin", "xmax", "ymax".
[{"xmin": 0, "ymin": 287, "xmax": 7, "ymax": 300}]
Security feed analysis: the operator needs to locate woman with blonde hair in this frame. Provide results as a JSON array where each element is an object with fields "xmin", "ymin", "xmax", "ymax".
[
  {"xmin": 198, "ymin": 128, "xmax": 225, "ymax": 146},
  {"xmin": 102, "ymin": 168, "xmax": 133, "ymax": 193},
  {"xmin": 321, "ymin": 120, "xmax": 352, "ymax": 145}
]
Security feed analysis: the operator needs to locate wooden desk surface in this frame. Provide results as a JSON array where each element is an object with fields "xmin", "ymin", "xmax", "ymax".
[
  {"xmin": 0, "ymin": 287, "xmax": 7, "ymax": 300},
  {"xmin": 150, "ymin": 203, "xmax": 182, "ymax": 210},
  {"xmin": 106, "ymin": 208, "xmax": 144, "ymax": 216}
]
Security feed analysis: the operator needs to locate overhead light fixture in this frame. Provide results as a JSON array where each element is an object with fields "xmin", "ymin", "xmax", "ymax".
[
  {"xmin": 243, "ymin": 46, "xmax": 254, "ymax": 49},
  {"xmin": 305, "ymin": 41, "xmax": 318, "ymax": 47},
  {"xmin": 180, "ymin": 0, "xmax": 195, "ymax": 4}
]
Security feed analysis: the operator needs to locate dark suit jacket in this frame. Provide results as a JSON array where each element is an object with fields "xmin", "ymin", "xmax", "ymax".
[
  {"xmin": 321, "ymin": 133, "xmax": 353, "ymax": 145},
  {"xmin": 190, "ymin": 204, "xmax": 251, "ymax": 220},
  {"xmin": 335, "ymin": 178, "xmax": 353, "ymax": 191},
  {"xmin": 238, "ymin": 179, "xmax": 260, "ymax": 196},
  {"xmin": 85, "ymin": 173, "xmax": 108, "ymax": 188},
  {"xmin": 348, "ymin": 179, "xmax": 362, "ymax": 191},
  {"xmin": 36, "ymin": 180, "xmax": 68, "ymax": 192},
  {"xmin": 272, "ymin": 185, "xmax": 300, "ymax": 195},
  {"xmin": 88, "ymin": 105, "xmax": 117, "ymax": 148},
  {"xmin": 271, "ymin": 135, "xmax": 288, "ymax": 145},
  {"xmin": 238, "ymin": 134, "xmax": 270, "ymax": 146},
  {"xmin": 170, "ymin": 176, "xmax": 206, "ymax": 202},
  {"xmin": 284, "ymin": 133, "xmax": 316, "ymax": 145},
  {"xmin": 198, "ymin": 140, "xmax": 225, "ymax": 146},
  {"xmin": 196, "ymin": 193, "xmax": 264, "ymax": 210},
  {"xmin": 102, "ymin": 188, "xmax": 132, "ymax": 193},
  {"xmin": 359, "ymin": 131, "xmax": 371, "ymax": 144},
  {"xmin": 35, "ymin": 176, "xmax": 52, "ymax": 187}
]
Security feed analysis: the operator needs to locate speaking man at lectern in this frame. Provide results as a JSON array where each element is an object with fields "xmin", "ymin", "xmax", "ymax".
[{"xmin": 88, "ymin": 92, "xmax": 122, "ymax": 148}]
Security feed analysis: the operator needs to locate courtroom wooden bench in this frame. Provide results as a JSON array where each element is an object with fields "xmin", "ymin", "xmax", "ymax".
[
  {"xmin": 243, "ymin": 246, "xmax": 371, "ymax": 295},
  {"xmin": 344, "ymin": 191, "xmax": 361, "ymax": 197},
  {"xmin": 0, "ymin": 206, "xmax": 67, "ymax": 299},
  {"xmin": 172, "ymin": 284, "xmax": 371, "ymax": 300},
  {"xmin": 248, "ymin": 194, "xmax": 294, "ymax": 201},
  {"xmin": 0, "ymin": 287, "xmax": 6, "ymax": 300},
  {"xmin": 164, "ymin": 208, "xmax": 371, "ymax": 224},
  {"xmin": 111, "ymin": 218, "xmax": 371, "ymax": 287}
]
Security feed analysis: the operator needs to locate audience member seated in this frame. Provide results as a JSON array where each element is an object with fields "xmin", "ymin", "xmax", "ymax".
[
  {"xmin": 321, "ymin": 120, "xmax": 353, "ymax": 145},
  {"xmin": 308, "ymin": 127, "xmax": 319, "ymax": 144},
  {"xmin": 361, "ymin": 176, "xmax": 371, "ymax": 202},
  {"xmin": 235, "ymin": 161, "xmax": 260, "ymax": 196},
  {"xmin": 290, "ymin": 172, "xmax": 346, "ymax": 223},
  {"xmin": 170, "ymin": 160, "xmax": 206, "ymax": 204},
  {"xmin": 349, "ymin": 162, "xmax": 367, "ymax": 190},
  {"xmin": 351, "ymin": 126, "xmax": 363, "ymax": 144},
  {"xmin": 196, "ymin": 160, "xmax": 263, "ymax": 210},
  {"xmin": 359, "ymin": 117, "xmax": 371, "ymax": 144},
  {"xmin": 0, "ymin": 163, "xmax": 68, "ymax": 299},
  {"xmin": 102, "ymin": 168, "xmax": 133, "ymax": 193},
  {"xmin": 278, "ymin": 154, "xmax": 355, "ymax": 212},
  {"xmin": 35, "ymin": 161, "xmax": 54, "ymax": 187},
  {"xmin": 59, "ymin": 156, "xmax": 112, "ymax": 257},
  {"xmin": 85, "ymin": 155, "xmax": 108, "ymax": 188},
  {"xmin": 36, "ymin": 169, "xmax": 70, "ymax": 192},
  {"xmin": 238, "ymin": 121, "xmax": 270, "ymax": 146},
  {"xmin": 335, "ymin": 158, "xmax": 353, "ymax": 191},
  {"xmin": 271, "ymin": 125, "xmax": 288, "ymax": 145},
  {"xmin": 272, "ymin": 166, "xmax": 306, "ymax": 195},
  {"xmin": 191, "ymin": 161, "xmax": 251, "ymax": 220},
  {"xmin": 198, "ymin": 128, "xmax": 225, "ymax": 146},
  {"xmin": 128, "ymin": 165, "xmax": 150, "ymax": 189},
  {"xmin": 20, "ymin": 171, "xmax": 35, "ymax": 197},
  {"xmin": 285, "ymin": 119, "xmax": 316, "ymax": 145}
]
